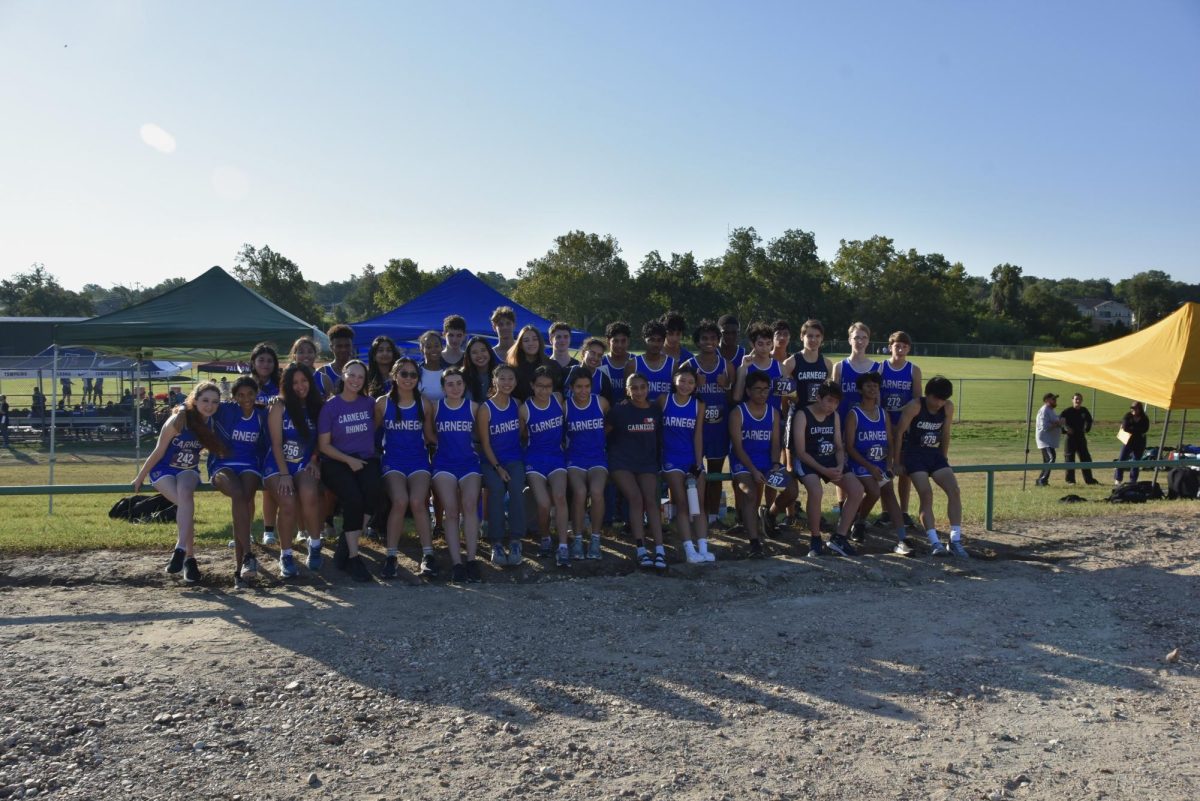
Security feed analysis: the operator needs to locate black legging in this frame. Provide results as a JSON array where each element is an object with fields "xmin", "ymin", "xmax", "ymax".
[{"xmin": 321, "ymin": 458, "xmax": 382, "ymax": 532}]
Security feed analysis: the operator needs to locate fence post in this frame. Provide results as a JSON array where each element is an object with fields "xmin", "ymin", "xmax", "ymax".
[{"xmin": 985, "ymin": 471, "xmax": 995, "ymax": 531}]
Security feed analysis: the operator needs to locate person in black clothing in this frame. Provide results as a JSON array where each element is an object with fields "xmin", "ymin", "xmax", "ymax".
[
  {"xmin": 1059, "ymin": 392, "xmax": 1100, "ymax": 485},
  {"xmin": 1114, "ymin": 401, "xmax": 1151, "ymax": 484},
  {"xmin": 606, "ymin": 373, "xmax": 667, "ymax": 572},
  {"xmin": 0, "ymin": 395, "xmax": 9, "ymax": 447}
]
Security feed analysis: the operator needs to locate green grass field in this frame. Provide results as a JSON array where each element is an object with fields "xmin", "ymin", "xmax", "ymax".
[{"xmin": 2, "ymin": 355, "xmax": 1192, "ymax": 553}]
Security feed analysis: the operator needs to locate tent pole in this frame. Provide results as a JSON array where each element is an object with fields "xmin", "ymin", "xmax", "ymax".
[
  {"xmin": 49, "ymin": 345, "xmax": 58, "ymax": 515},
  {"xmin": 1022, "ymin": 374, "xmax": 1036, "ymax": 491},
  {"xmin": 134, "ymin": 361, "xmax": 141, "ymax": 465},
  {"xmin": 1152, "ymin": 409, "xmax": 1172, "ymax": 486},
  {"xmin": 1176, "ymin": 410, "xmax": 1188, "ymax": 454}
]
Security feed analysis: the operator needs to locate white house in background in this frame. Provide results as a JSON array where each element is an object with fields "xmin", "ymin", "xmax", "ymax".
[{"xmin": 1073, "ymin": 298, "xmax": 1134, "ymax": 329}]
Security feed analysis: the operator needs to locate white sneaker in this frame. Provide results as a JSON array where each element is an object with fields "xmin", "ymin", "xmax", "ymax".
[
  {"xmin": 893, "ymin": 539, "xmax": 913, "ymax": 556},
  {"xmin": 262, "ymin": 531, "xmax": 278, "ymax": 546},
  {"xmin": 685, "ymin": 544, "xmax": 705, "ymax": 564},
  {"xmin": 698, "ymin": 539, "xmax": 717, "ymax": 562}
]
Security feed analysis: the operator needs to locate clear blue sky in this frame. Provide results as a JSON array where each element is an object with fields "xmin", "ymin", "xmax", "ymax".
[{"xmin": 2, "ymin": 0, "xmax": 1197, "ymax": 290}]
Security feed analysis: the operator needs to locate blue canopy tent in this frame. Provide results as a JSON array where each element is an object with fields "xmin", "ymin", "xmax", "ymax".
[{"xmin": 350, "ymin": 270, "xmax": 587, "ymax": 355}]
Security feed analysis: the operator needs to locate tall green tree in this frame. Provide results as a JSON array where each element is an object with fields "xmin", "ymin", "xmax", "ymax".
[
  {"xmin": 374, "ymin": 259, "xmax": 454, "ymax": 310},
  {"xmin": 988, "ymin": 263, "xmax": 1024, "ymax": 318},
  {"xmin": 83, "ymin": 277, "xmax": 187, "ymax": 315},
  {"xmin": 632, "ymin": 250, "xmax": 722, "ymax": 330},
  {"xmin": 514, "ymin": 231, "xmax": 631, "ymax": 332},
  {"xmin": 342, "ymin": 264, "xmax": 384, "ymax": 319},
  {"xmin": 0, "ymin": 264, "xmax": 94, "ymax": 316},
  {"xmin": 1115, "ymin": 270, "xmax": 1177, "ymax": 328},
  {"xmin": 233, "ymin": 244, "xmax": 325, "ymax": 325}
]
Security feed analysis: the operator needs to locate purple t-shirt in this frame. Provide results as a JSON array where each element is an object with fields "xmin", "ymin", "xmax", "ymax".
[{"xmin": 318, "ymin": 395, "xmax": 377, "ymax": 459}]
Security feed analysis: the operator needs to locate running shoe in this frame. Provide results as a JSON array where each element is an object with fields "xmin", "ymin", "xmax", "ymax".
[
  {"xmin": 948, "ymin": 540, "xmax": 970, "ymax": 558},
  {"xmin": 538, "ymin": 537, "xmax": 554, "ymax": 559},
  {"xmin": 557, "ymin": 544, "xmax": 571, "ymax": 568},
  {"xmin": 380, "ymin": 554, "xmax": 398, "ymax": 579},
  {"xmin": 876, "ymin": 511, "xmax": 892, "ymax": 527},
  {"xmin": 698, "ymin": 540, "xmax": 717, "ymax": 562},
  {"xmin": 232, "ymin": 572, "xmax": 247, "ymax": 591},
  {"xmin": 827, "ymin": 535, "xmax": 857, "ymax": 557},
  {"xmin": 306, "ymin": 542, "xmax": 323, "ymax": 571},
  {"xmin": 240, "ymin": 555, "xmax": 259, "ymax": 579},
  {"xmin": 466, "ymin": 559, "xmax": 482, "ymax": 584},
  {"xmin": 570, "ymin": 534, "xmax": 585, "ymax": 560},
  {"xmin": 262, "ymin": 530, "xmax": 278, "ymax": 546},
  {"xmin": 183, "ymin": 557, "xmax": 201, "ymax": 583},
  {"xmin": 419, "ymin": 553, "xmax": 439, "ymax": 578},
  {"xmin": 653, "ymin": 552, "xmax": 668, "ymax": 574},
  {"xmin": 849, "ymin": 520, "xmax": 867, "ymax": 544},
  {"xmin": 638, "ymin": 550, "xmax": 654, "ymax": 569},
  {"xmin": 347, "ymin": 555, "xmax": 371, "ymax": 582},
  {"xmin": 507, "ymin": 541, "xmax": 523, "ymax": 566},
  {"xmin": 902, "ymin": 513, "xmax": 916, "ymax": 528},
  {"xmin": 893, "ymin": 539, "xmax": 913, "ymax": 557},
  {"xmin": 491, "ymin": 543, "xmax": 509, "ymax": 566},
  {"xmin": 279, "ymin": 553, "xmax": 299, "ymax": 579},
  {"xmin": 333, "ymin": 537, "xmax": 349, "ymax": 571},
  {"xmin": 685, "ymin": 544, "xmax": 706, "ymax": 564},
  {"xmin": 807, "ymin": 538, "xmax": 826, "ymax": 557},
  {"xmin": 749, "ymin": 539, "xmax": 765, "ymax": 559},
  {"xmin": 587, "ymin": 533, "xmax": 602, "ymax": 560},
  {"xmin": 929, "ymin": 541, "xmax": 949, "ymax": 557},
  {"xmin": 166, "ymin": 548, "xmax": 186, "ymax": 575}
]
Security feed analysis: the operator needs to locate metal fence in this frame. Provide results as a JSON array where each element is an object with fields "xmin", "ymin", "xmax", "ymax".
[{"xmin": 822, "ymin": 340, "xmax": 1061, "ymax": 360}]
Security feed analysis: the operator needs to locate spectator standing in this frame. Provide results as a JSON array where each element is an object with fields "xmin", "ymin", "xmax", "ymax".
[
  {"xmin": 92, "ymin": 377, "xmax": 104, "ymax": 403},
  {"xmin": 1114, "ymin": 401, "xmax": 1151, "ymax": 484},
  {"xmin": 1059, "ymin": 392, "xmax": 1101, "ymax": 485},
  {"xmin": 1034, "ymin": 392, "xmax": 1064, "ymax": 486},
  {"xmin": 219, "ymin": 376, "xmax": 231, "ymax": 401},
  {"xmin": 1, "ymin": 395, "xmax": 9, "ymax": 447}
]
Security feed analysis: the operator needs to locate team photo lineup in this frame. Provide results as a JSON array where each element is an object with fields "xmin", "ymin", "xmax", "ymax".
[{"xmin": 134, "ymin": 307, "xmax": 967, "ymax": 589}]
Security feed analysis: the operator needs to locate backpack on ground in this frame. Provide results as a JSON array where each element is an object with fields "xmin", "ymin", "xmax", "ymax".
[
  {"xmin": 1107, "ymin": 481, "xmax": 1163, "ymax": 504},
  {"xmin": 1167, "ymin": 467, "xmax": 1200, "ymax": 500},
  {"xmin": 130, "ymin": 493, "xmax": 178, "ymax": 523},
  {"xmin": 109, "ymin": 494, "xmax": 150, "ymax": 520}
]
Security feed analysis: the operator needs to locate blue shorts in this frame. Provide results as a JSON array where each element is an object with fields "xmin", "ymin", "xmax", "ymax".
[
  {"xmin": 263, "ymin": 453, "xmax": 312, "ymax": 479},
  {"xmin": 662, "ymin": 449, "xmax": 696, "ymax": 474},
  {"xmin": 525, "ymin": 452, "xmax": 567, "ymax": 478},
  {"xmin": 432, "ymin": 460, "xmax": 481, "ymax": 481},
  {"xmin": 702, "ymin": 422, "xmax": 730, "ymax": 461},
  {"xmin": 793, "ymin": 456, "xmax": 837, "ymax": 482},
  {"xmin": 904, "ymin": 449, "xmax": 950, "ymax": 476},
  {"xmin": 567, "ymin": 455, "xmax": 607, "ymax": 472},
  {"xmin": 209, "ymin": 461, "xmax": 262, "ymax": 480},
  {"xmin": 149, "ymin": 465, "xmax": 200, "ymax": 484},
  {"xmin": 382, "ymin": 453, "xmax": 432, "ymax": 478},
  {"xmin": 851, "ymin": 459, "xmax": 888, "ymax": 479},
  {"xmin": 730, "ymin": 452, "xmax": 770, "ymax": 477}
]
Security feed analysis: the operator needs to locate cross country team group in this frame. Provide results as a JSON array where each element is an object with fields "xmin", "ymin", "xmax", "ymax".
[{"xmin": 132, "ymin": 308, "xmax": 965, "ymax": 589}]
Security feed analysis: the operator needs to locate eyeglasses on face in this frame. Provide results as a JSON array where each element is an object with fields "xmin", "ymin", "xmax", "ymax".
[{"xmin": 397, "ymin": 371, "xmax": 419, "ymax": 379}]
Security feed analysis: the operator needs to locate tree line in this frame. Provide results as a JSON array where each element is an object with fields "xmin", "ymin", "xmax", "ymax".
[{"xmin": 3, "ymin": 230, "xmax": 1197, "ymax": 348}]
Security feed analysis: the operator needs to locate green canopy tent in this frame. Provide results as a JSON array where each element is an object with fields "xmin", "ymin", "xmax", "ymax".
[{"xmin": 46, "ymin": 267, "xmax": 329, "ymax": 510}]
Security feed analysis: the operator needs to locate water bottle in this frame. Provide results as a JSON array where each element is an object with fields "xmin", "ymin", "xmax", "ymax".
[
  {"xmin": 719, "ymin": 490, "xmax": 729, "ymax": 523},
  {"xmin": 686, "ymin": 474, "xmax": 701, "ymax": 519}
]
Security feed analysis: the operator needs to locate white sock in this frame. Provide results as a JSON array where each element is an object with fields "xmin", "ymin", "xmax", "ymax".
[
  {"xmin": 655, "ymin": 545, "xmax": 666, "ymax": 555},
  {"xmin": 423, "ymin": 546, "xmax": 434, "ymax": 555},
  {"xmin": 698, "ymin": 538, "xmax": 710, "ymax": 554},
  {"xmin": 684, "ymin": 540, "xmax": 697, "ymax": 552},
  {"xmin": 926, "ymin": 528, "xmax": 942, "ymax": 545},
  {"xmin": 950, "ymin": 526, "xmax": 963, "ymax": 542},
  {"xmin": 175, "ymin": 540, "xmax": 186, "ymax": 551},
  {"xmin": 309, "ymin": 537, "xmax": 321, "ymax": 549}
]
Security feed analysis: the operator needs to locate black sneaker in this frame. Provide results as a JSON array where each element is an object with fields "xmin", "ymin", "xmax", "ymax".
[
  {"xmin": 827, "ymin": 534, "xmax": 857, "ymax": 557},
  {"xmin": 749, "ymin": 539, "xmax": 765, "ymax": 559},
  {"xmin": 183, "ymin": 557, "xmax": 201, "ymax": 583},
  {"xmin": 902, "ymin": 513, "xmax": 916, "ymax": 528},
  {"xmin": 849, "ymin": 520, "xmax": 867, "ymax": 544},
  {"xmin": 807, "ymin": 538, "xmax": 826, "ymax": 557},
  {"xmin": 419, "ymin": 553, "xmax": 439, "ymax": 578},
  {"xmin": 166, "ymin": 548, "xmax": 186, "ymax": 575},
  {"xmin": 450, "ymin": 562, "xmax": 467, "ymax": 584},
  {"xmin": 333, "ymin": 537, "xmax": 349, "ymax": 571},
  {"xmin": 759, "ymin": 506, "xmax": 779, "ymax": 539},
  {"xmin": 347, "ymin": 555, "xmax": 371, "ymax": 582},
  {"xmin": 876, "ymin": 511, "xmax": 892, "ymax": 527},
  {"xmin": 466, "ymin": 559, "xmax": 482, "ymax": 584},
  {"xmin": 380, "ymin": 555, "xmax": 398, "ymax": 579}
]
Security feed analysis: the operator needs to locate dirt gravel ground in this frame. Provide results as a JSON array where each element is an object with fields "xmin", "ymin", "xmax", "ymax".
[{"xmin": 1, "ymin": 506, "xmax": 1198, "ymax": 801}]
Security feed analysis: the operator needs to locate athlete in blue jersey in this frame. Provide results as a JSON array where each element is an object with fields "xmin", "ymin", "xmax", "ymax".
[
  {"xmin": 317, "ymin": 323, "xmax": 355, "ymax": 399},
  {"xmin": 733, "ymin": 321, "xmax": 786, "ymax": 411},
  {"xmin": 893, "ymin": 376, "xmax": 965, "ymax": 558},
  {"xmin": 265, "ymin": 363, "xmax": 326, "ymax": 577},
  {"xmin": 133, "ymin": 381, "xmax": 224, "ymax": 585},
  {"xmin": 210, "ymin": 376, "xmax": 268, "ymax": 586},
  {"xmin": 843, "ymin": 372, "xmax": 910, "ymax": 555},
  {"xmin": 565, "ymin": 338, "xmax": 616, "ymax": 403},
  {"xmin": 245, "ymin": 342, "xmax": 282, "ymax": 546},
  {"xmin": 626, "ymin": 320, "xmax": 675, "ymax": 402},
  {"xmin": 661, "ymin": 310, "xmax": 695, "ymax": 367},
  {"xmin": 831, "ymin": 322, "xmax": 880, "ymax": 420},
  {"xmin": 478, "ymin": 365, "xmax": 527, "ymax": 567},
  {"xmin": 521, "ymin": 366, "xmax": 570, "ymax": 564},
  {"xmin": 880, "ymin": 331, "xmax": 923, "ymax": 529},
  {"xmin": 564, "ymin": 371, "xmax": 609, "ymax": 560},
  {"xmin": 603, "ymin": 321, "xmax": 634, "ymax": 399},
  {"xmin": 427, "ymin": 368, "xmax": 483, "ymax": 583},
  {"xmin": 374, "ymin": 357, "xmax": 435, "ymax": 579},
  {"xmin": 727, "ymin": 371, "xmax": 780, "ymax": 557},
  {"xmin": 365, "ymin": 335, "xmax": 398, "ymax": 399},
  {"xmin": 717, "ymin": 313, "xmax": 745, "ymax": 368},
  {"xmin": 659, "ymin": 364, "xmax": 713, "ymax": 563},
  {"xmin": 686, "ymin": 319, "xmax": 733, "ymax": 527}
]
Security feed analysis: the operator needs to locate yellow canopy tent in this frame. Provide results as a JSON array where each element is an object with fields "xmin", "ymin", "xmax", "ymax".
[{"xmin": 1024, "ymin": 302, "xmax": 1200, "ymax": 486}]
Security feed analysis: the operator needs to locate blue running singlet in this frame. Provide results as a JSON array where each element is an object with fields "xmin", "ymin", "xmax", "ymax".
[
  {"xmin": 880, "ymin": 360, "xmax": 915, "ymax": 425},
  {"xmin": 729, "ymin": 402, "xmax": 774, "ymax": 475},
  {"xmin": 661, "ymin": 393, "xmax": 699, "ymax": 473},
  {"xmin": 380, "ymin": 397, "xmax": 431, "ymax": 477},
  {"xmin": 524, "ymin": 395, "xmax": 566, "ymax": 477},
  {"xmin": 836, "ymin": 358, "xmax": 880, "ymax": 419},
  {"xmin": 633, "ymin": 354, "xmax": 675, "ymax": 401},
  {"xmin": 565, "ymin": 394, "xmax": 607, "ymax": 471},
  {"xmin": 849, "ymin": 405, "xmax": 888, "ymax": 478}
]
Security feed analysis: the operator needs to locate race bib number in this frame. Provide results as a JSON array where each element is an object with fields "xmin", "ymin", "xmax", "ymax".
[
  {"xmin": 169, "ymin": 450, "xmax": 197, "ymax": 470},
  {"xmin": 704, "ymin": 405, "xmax": 723, "ymax": 424},
  {"xmin": 283, "ymin": 440, "xmax": 303, "ymax": 463},
  {"xmin": 807, "ymin": 385, "xmax": 820, "ymax": 402},
  {"xmin": 819, "ymin": 440, "xmax": 835, "ymax": 457},
  {"xmin": 867, "ymin": 444, "xmax": 885, "ymax": 462},
  {"xmin": 922, "ymin": 433, "xmax": 940, "ymax": 448},
  {"xmin": 885, "ymin": 395, "xmax": 904, "ymax": 410},
  {"xmin": 773, "ymin": 377, "xmax": 796, "ymax": 396}
]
